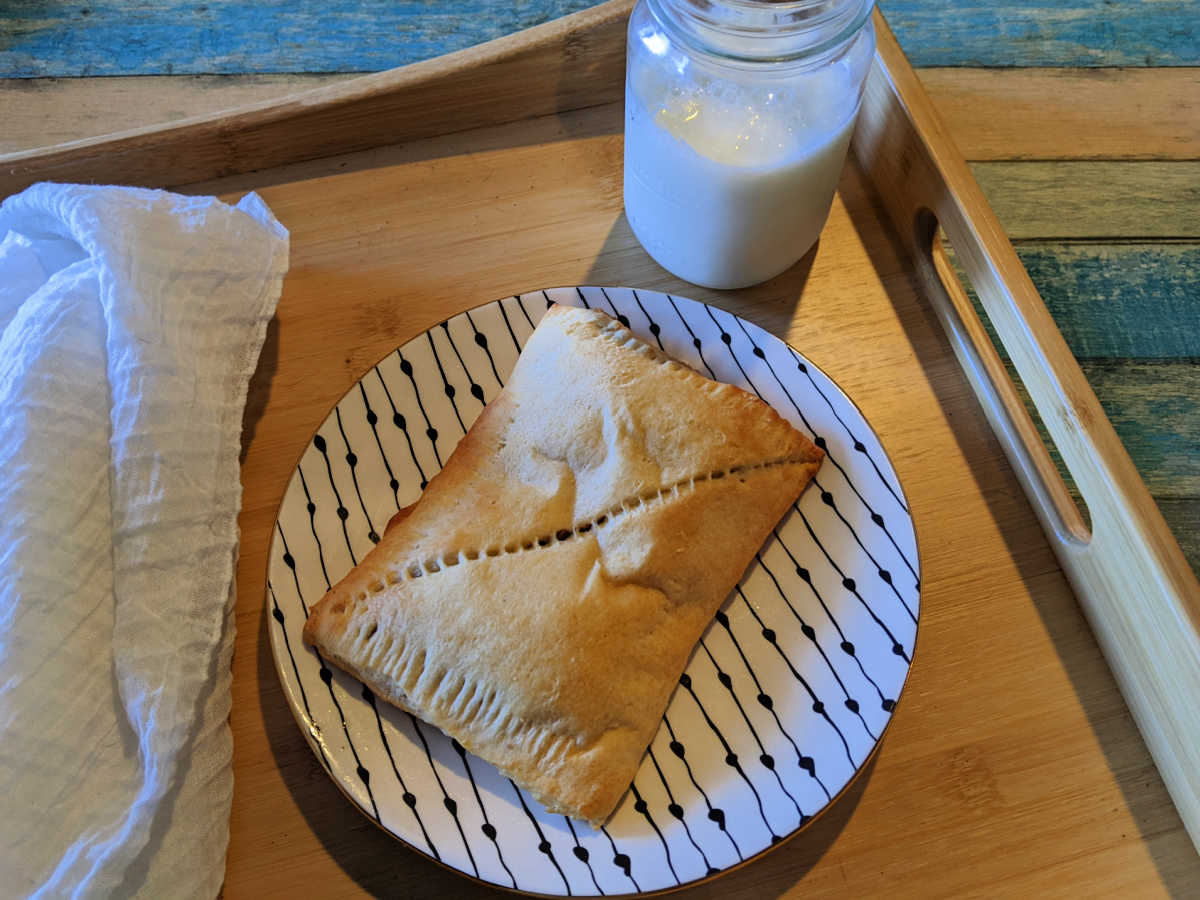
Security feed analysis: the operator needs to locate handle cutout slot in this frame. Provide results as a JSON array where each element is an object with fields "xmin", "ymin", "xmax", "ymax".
[{"xmin": 914, "ymin": 208, "xmax": 1092, "ymax": 546}]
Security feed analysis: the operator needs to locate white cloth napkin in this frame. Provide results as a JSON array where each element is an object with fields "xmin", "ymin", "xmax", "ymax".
[{"xmin": 0, "ymin": 183, "xmax": 288, "ymax": 899}]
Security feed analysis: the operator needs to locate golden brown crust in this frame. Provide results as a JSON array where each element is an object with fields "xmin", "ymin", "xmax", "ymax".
[{"xmin": 302, "ymin": 305, "xmax": 822, "ymax": 825}]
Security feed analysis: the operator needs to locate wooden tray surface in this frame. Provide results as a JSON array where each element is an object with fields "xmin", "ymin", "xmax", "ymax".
[{"xmin": 7, "ymin": 2, "xmax": 1198, "ymax": 896}]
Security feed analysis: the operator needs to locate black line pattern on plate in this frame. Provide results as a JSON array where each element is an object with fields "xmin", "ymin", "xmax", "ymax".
[
  {"xmin": 661, "ymin": 715, "xmax": 744, "ymax": 859},
  {"xmin": 407, "ymin": 714, "xmax": 480, "ymax": 878},
  {"xmin": 729, "ymin": 315, "xmax": 916, "ymax": 595},
  {"xmin": 752, "ymin": 554, "xmax": 877, "ymax": 741},
  {"xmin": 334, "ymin": 407, "xmax": 380, "ymax": 544},
  {"xmin": 362, "ymin": 687, "xmax": 442, "ymax": 861},
  {"xmin": 816, "ymin": 472, "xmax": 916, "ymax": 592},
  {"xmin": 702, "ymin": 304, "xmax": 761, "ymax": 394},
  {"xmin": 597, "ymin": 287, "xmax": 631, "ymax": 328},
  {"xmin": 735, "ymin": 586, "xmax": 857, "ymax": 769},
  {"xmin": 629, "ymin": 782, "xmax": 681, "ymax": 884},
  {"xmin": 819, "ymin": 459, "xmax": 918, "ymax": 584},
  {"xmin": 731, "ymin": 312, "xmax": 910, "ymax": 516},
  {"xmin": 497, "ymin": 298, "xmax": 523, "ymax": 352},
  {"xmin": 314, "ymin": 662, "xmax": 380, "ymax": 821},
  {"xmin": 268, "ymin": 580, "xmax": 331, "ymax": 771},
  {"xmin": 698, "ymin": 640, "xmax": 811, "ymax": 821},
  {"xmin": 711, "ymin": 611, "xmax": 830, "ymax": 801},
  {"xmin": 440, "ymin": 320, "xmax": 487, "ymax": 405},
  {"xmin": 358, "ymin": 381, "xmax": 403, "ymax": 508},
  {"xmin": 631, "ymin": 289, "xmax": 666, "ymax": 351},
  {"xmin": 563, "ymin": 816, "xmax": 605, "ymax": 895},
  {"xmin": 465, "ymin": 308, "xmax": 504, "ymax": 389},
  {"xmin": 600, "ymin": 825, "xmax": 641, "ymax": 892},
  {"xmin": 276, "ymin": 522, "xmax": 307, "ymax": 613},
  {"xmin": 702, "ymin": 303, "xmax": 916, "ymax": 585},
  {"xmin": 781, "ymin": 341, "xmax": 908, "ymax": 514},
  {"xmin": 284, "ymin": 509, "xmax": 444, "ymax": 852},
  {"xmin": 425, "ymin": 330, "xmax": 467, "ymax": 434},
  {"xmin": 451, "ymin": 738, "xmax": 517, "ymax": 888},
  {"xmin": 691, "ymin": 301, "xmax": 914, "ymax": 664},
  {"xmin": 509, "ymin": 780, "xmax": 572, "ymax": 894},
  {"xmin": 667, "ymin": 295, "xmax": 717, "ymax": 379},
  {"xmin": 645, "ymin": 746, "xmax": 718, "ymax": 875},
  {"xmin": 792, "ymin": 511, "xmax": 911, "ymax": 662},
  {"xmin": 278, "ymin": 516, "xmax": 380, "ymax": 821},
  {"xmin": 770, "ymin": 529, "xmax": 892, "ymax": 709},
  {"xmin": 396, "ymin": 349, "xmax": 443, "ymax": 468},
  {"xmin": 296, "ymin": 467, "xmax": 332, "ymax": 592},
  {"xmin": 312, "ymin": 433, "xmax": 357, "ymax": 564},
  {"xmin": 677, "ymin": 673, "xmax": 780, "ymax": 843},
  {"xmin": 375, "ymin": 367, "xmax": 429, "ymax": 491},
  {"xmin": 811, "ymin": 480, "xmax": 912, "ymax": 619},
  {"xmin": 515, "ymin": 293, "xmax": 536, "ymax": 329},
  {"xmin": 271, "ymin": 288, "xmax": 919, "ymax": 896}
]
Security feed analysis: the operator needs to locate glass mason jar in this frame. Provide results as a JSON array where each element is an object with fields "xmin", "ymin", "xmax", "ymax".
[{"xmin": 624, "ymin": 0, "xmax": 876, "ymax": 290}]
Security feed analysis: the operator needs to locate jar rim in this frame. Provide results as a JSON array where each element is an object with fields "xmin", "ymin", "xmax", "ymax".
[{"xmin": 645, "ymin": 0, "xmax": 876, "ymax": 66}]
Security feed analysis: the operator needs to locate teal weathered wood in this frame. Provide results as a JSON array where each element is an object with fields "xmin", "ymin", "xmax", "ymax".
[
  {"xmin": 1084, "ymin": 360, "xmax": 1198, "ymax": 573},
  {"xmin": 882, "ymin": 0, "xmax": 1199, "ymax": 67},
  {"xmin": 972, "ymin": 162, "xmax": 1200, "ymax": 241},
  {"xmin": 1159, "ymin": 498, "xmax": 1199, "ymax": 574},
  {"xmin": 951, "ymin": 243, "xmax": 1199, "ymax": 359},
  {"xmin": 1004, "ymin": 359, "xmax": 1200, "ymax": 573},
  {"xmin": 1017, "ymin": 244, "xmax": 1200, "ymax": 359},
  {"xmin": 949, "ymin": 242, "xmax": 1199, "ymax": 573},
  {"xmin": 1079, "ymin": 360, "xmax": 1200, "ymax": 499},
  {"xmin": 1, "ymin": 0, "xmax": 1197, "ymax": 77},
  {"xmin": 0, "ymin": 0, "xmax": 600, "ymax": 77}
]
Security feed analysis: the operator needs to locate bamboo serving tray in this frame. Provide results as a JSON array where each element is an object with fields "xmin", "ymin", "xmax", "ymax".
[{"xmin": 6, "ymin": 2, "xmax": 1199, "ymax": 896}]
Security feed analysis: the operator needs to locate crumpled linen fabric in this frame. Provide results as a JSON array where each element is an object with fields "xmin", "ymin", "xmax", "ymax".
[{"xmin": 0, "ymin": 184, "xmax": 288, "ymax": 898}]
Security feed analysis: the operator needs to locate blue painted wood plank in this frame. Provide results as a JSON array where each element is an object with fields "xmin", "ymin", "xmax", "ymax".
[
  {"xmin": 1017, "ymin": 244, "xmax": 1200, "ymax": 359},
  {"xmin": 1, "ymin": 0, "xmax": 1197, "ymax": 77},
  {"xmin": 1007, "ymin": 359, "xmax": 1200, "ymax": 575},
  {"xmin": 953, "ymin": 243, "xmax": 1199, "ymax": 359},
  {"xmin": 1159, "ymin": 498, "xmax": 1199, "ymax": 576},
  {"xmin": 1079, "ymin": 359, "xmax": 1200, "ymax": 500},
  {"xmin": 880, "ymin": 0, "xmax": 1200, "ymax": 67},
  {"xmin": 0, "ymin": 0, "xmax": 600, "ymax": 77}
]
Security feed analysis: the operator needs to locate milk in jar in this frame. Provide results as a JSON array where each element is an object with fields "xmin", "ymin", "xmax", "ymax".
[{"xmin": 623, "ymin": 0, "xmax": 876, "ymax": 290}]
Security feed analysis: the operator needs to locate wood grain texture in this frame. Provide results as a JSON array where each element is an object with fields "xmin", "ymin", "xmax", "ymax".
[
  {"xmin": 4, "ymin": 0, "xmax": 1198, "ymax": 76},
  {"xmin": 0, "ymin": 0, "xmax": 599, "ymax": 76},
  {"xmin": 7, "ymin": 69, "xmax": 1199, "ymax": 160},
  {"xmin": 945, "ymin": 242, "xmax": 1199, "ymax": 569},
  {"xmin": 881, "ymin": 0, "xmax": 1200, "ymax": 68},
  {"xmin": 974, "ymin": 164, "xmax": 1200, "ymax": 240},
  {"xmin": 1013, "ymin": 244, "xmax": 1200, "ymax": 358},
  {"xmin": 1160, "ymin": 499, "xmax": 1200, "ymax": 576},
  {"xmin": 1079, "ymin": 361, "xmax": 1199, "ymax": 499},
  {"xmin": 211, "ymin": 99, "xmax": 1200, "ymax": 897},
  {"xmin": 0, "ymin": 1, "xmax": 630, "ymax": 196},
  {"xmin": 919, "ymin": 68, "xmax": 1200, "ymax": 160},
  {"xmin": 857, "ymin": 13, "xmax": 1200, "ymax": 853},
  {"xmin": 0, "ymin": 74, "xmax": 354, "ymax": 154},
  {"xmin": 998, "ymin": 359, "xmax": 1200, "ymax": 570}
]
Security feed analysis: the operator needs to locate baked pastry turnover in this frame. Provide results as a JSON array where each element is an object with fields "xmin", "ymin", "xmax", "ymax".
[{"xmin": 302, "ymin": 304, "xmax": 823, "ymax": 825}]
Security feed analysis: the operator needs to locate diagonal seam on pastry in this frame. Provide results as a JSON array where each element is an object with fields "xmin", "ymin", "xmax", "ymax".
[{"xmin": 302, "ymin": 303, "xmax": 823, "ymax": 826}]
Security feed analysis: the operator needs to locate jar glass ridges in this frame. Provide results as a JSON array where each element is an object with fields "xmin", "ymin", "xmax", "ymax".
[{"xmin": 623, "ymin": 0, "xmax": 876, "ymax": 289}]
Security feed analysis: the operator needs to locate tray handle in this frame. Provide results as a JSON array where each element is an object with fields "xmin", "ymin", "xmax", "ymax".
[{"xmin": 856, "ymin": 11, "xmax": 1200, "ymax": 851}]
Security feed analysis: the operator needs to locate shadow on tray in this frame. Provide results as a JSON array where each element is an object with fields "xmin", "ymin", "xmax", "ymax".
[{"xmin": 843, "ymin": 153, "xmax": 1198, "ymax": 894}]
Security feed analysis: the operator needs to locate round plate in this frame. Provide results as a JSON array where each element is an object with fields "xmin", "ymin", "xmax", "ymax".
[{"xmin": 267, "ymin": 287, "xmax": 920, "ymax": 896}]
